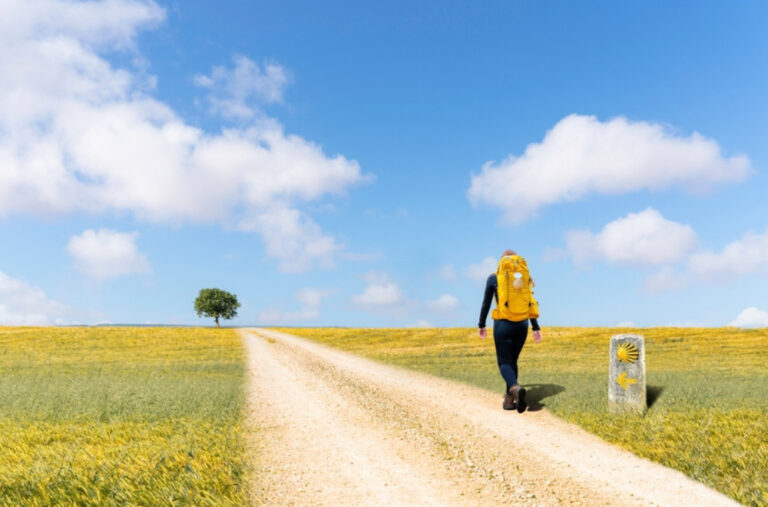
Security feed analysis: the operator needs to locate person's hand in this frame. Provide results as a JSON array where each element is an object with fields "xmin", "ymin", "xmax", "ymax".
[
  {"xmin": 478, "ymin": 327, "xmax": 487, "ymax": 339},
  {"xmin": 533, "ymin": 330, "xmax": 542, "ymax": 343}
]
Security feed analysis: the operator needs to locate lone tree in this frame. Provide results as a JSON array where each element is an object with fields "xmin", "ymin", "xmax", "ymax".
[{"xmin": 194, "ymin": 288, "xmax": 240, "ymax": 328}]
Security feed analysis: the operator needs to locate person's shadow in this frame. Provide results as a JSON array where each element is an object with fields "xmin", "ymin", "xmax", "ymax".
[{"xmin": 523, "ymin": 383, "xmax": 566, "ymax": 412}]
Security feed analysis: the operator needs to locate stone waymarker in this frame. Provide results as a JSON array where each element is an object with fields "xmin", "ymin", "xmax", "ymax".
[{"xmin": 609, "ymin": 334, "xmax": 646, "ymax": 414}]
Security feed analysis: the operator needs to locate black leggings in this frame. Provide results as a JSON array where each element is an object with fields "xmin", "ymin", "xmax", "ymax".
[{"xmin": 493, "ymin": 318, "xmax": 529, "ymax": 392}]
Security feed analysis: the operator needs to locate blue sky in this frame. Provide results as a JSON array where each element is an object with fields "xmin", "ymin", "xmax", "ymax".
[{"xmin": 1, "ymin": 0, "xmax": 768, "ymax": 328}]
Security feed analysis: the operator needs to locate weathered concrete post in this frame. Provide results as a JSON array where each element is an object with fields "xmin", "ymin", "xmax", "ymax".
[{"xmin": 609, "ymin": 334, "xmax": 646, "ymax": 414}]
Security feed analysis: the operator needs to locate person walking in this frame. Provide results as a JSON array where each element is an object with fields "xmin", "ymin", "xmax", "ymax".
[{"xmin": 478, "ymin": 250, "xmax": 542, "ymax": 412}]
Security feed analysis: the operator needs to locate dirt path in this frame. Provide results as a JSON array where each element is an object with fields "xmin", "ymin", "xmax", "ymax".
[{"xmin": 242, "ymin": 329, "xmax": 737, "ymax": 506}]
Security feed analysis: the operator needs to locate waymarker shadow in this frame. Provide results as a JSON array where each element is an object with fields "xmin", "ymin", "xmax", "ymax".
[
  {"xmin": 524, "ymin": 383, "xmax": 566, "ymax": 412},
  {"xmin": 647, "ymin": 385, "xmax": 664, "ymax": 408}
]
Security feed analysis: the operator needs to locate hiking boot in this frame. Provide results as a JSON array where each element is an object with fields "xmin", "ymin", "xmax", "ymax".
[
  {"xmin": 509, "ymin": 385, "xmax": 528, "ymax": 413},
  {"xmin": 503, "ymin": 393, "xmax": 516, "ymax": 410},
  {"xmin": 517, "ymin": 387, "xmax": 527, "ymax": 413}
]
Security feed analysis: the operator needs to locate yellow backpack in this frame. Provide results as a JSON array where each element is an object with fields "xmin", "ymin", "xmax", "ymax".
[{"xmin": 491, "ymin": 255, "xmax": 539, "ymax": 321}]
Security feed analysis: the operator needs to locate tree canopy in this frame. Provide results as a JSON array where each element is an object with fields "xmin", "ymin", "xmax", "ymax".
[{"xmin": 194, "ymin": 288, "xmax": 240, "ymax": 328}]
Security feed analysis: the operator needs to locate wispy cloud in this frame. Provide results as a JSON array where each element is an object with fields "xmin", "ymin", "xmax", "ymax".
[
  {"xmin": 0, "ymin": 271, "xmax": 72, "ymax": 325},
  {"xmin": 194, "ymin": 55, "xmax": 289, "ymax": 119},
  {"xmin": 644, "ymin": 227, "xmax": 768, "ymax": 293},
  {"xmin": 426, "ymin": 294, "xmax": 459, "ymax": 313},
  {"xmin": 258, "ymin": 287, "xmax": 335, "ymax": 324},
  {"xmin": 465, "ymin": 257, "xmax": 496, "ymax": 283},
  {"xmin": 436, "ymin": 264, "xmax": 456, "ymax": 281}
]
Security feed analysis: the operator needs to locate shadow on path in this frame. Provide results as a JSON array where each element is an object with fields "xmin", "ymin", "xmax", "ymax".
[
  {"xmin": 647, "ymin": 385, "xmax": 664, "ymax": 408},
  {"xmin": 524, "ymin": 384, "xmax": 566, "ymax": 412}
]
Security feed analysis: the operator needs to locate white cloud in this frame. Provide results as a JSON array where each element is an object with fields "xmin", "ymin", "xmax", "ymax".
[
  {"xmin": 194, "ymin": 55, "xmax": 289, "ymax": 119},
  {"xmin": 240, "ymin": 205, "xmax": 341, "ymax": 272},
  {"xmin": 565, "ymin": 208, "xmax": 698, "ymax": 266},
  {"xmin": 0, "ymin": 271, "xmax": 71, "ymax": 325},
  {"xmin": 687, "ymin": 229, "xmax": 768, "ymax": 278},
  {"xmin": 0, "ymin": 0, "xmax": 367, "ymax": 272},
  {"xmin": 0, "ymin": 0, "xmax": 165, "ymax": 49},
  {"xmin": 67, "ymin": 229, "xmax": 150, "ymax": 280},
  {"xmin": 352, "ymin": 273, "xmax": 403, "ymax": 307},
  {"xmin": 427, "ymin": 294, "xmax": 459, "ymax": 313},
  {"xmin": 729, "ymin": 307, "xmax": 768, "ymax": 328},
  {"xmin": 465, "ymin": 256, "xmax": 497, "ymax": 282},
  {"xmin": 468, "ymin": 114, "xmax": 750, "ymax": 223},
  {"xmin": 617, "ymin": 321, "xmax": 636, "ymax": 328},
  {"xmin": 296, "ymin": 288, "xmax": 334, "ymax": 308},
  {"xmin": 257, "ymin": 287, "xmax": 333, "ymax": 324},
  {"xmin": 351, "ymin": 273, "xmax": 418, "ymax": 321},
  {"xmin": 644, "ymin": 227, "xmax": 768, "ymax": 292},
  {"xmin": 412, "ymin": 319, "xmax": 434, "ymax": 328}
]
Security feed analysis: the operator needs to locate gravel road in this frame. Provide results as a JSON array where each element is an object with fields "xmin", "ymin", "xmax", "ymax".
[{"xmin": 242, "ymin": 328, "xmax": 737, "ymax": 506}]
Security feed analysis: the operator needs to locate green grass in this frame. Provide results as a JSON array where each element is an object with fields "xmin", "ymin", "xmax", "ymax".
[
  {"xmin": 0, "ymin": 327, "xmax": 247, "ymax": 505},
  {"xmin": 277, "ymin": 326, "xmax": 768, "ymax": 506}
]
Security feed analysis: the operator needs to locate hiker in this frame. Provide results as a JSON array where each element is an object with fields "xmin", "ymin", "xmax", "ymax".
[{"xmin": 478, "ymin": 250, "xmax": 542, "ymax": 412}]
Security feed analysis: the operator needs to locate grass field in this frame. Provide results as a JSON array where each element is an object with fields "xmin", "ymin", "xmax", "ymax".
[
  {"xmin": 0, "ymin": 327, "xmax": 247, "ymax": 505},
  {"xmin": 277, "ymin": 326, "xmax": 768, "ymax": 506}
]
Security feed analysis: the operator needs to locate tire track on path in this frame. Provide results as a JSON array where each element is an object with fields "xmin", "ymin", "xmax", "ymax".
[{"xmin": 242, "ymin": 329, "xmax": 737, "ymax": 506}]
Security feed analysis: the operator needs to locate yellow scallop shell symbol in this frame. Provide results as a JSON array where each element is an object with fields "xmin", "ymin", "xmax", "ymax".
[{"xmin": 617, "ymin": 342, "xmax": 639, "ymax": 364}]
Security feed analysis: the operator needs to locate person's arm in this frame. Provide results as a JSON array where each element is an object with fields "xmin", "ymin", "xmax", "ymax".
[
  {"xmin": 531, "ymin": 318, "xmax": 542, "ymax": 343},
  {"xmin": 478, "ymin": 274, "xmax": 496, "ymax": 328}
]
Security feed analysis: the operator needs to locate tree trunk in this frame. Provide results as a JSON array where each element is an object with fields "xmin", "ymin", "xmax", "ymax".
[{"xmin": 215, "ymin": 316, "xmax": 220, "ymax": 328}]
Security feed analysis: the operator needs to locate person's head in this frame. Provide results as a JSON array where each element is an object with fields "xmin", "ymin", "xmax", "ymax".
[{"xmin": 502, "ymin": 249, "xmax": 516, "ymax": 257}]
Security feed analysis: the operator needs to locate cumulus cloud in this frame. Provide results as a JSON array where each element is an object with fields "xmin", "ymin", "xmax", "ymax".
[
  {"xmin": 352, "ymin": 272, "xmax": 404, "ymax": 307},
  {"xmin": 0, "ymin": 0, "xmax": 165, "ymax": 49},
  {"xmin": 0, "ymin": 0, "xmax": 366, "ymax": 272},
  {"xmin": 194, "ymin": 55, "xmax": 289, "ymax": 119},
  {"xmin": 465, "ymin": 257, "xmax": 497, "ymax": 282},
  {"xmin": 729, "ymin": 307, "xmax": 768, "ymax": 328},
  {"xmin": 0, "ymin": 271, "xmax": 71, "ymax": 325},
  {"xmin": 67, "ymin": 229, "xmax": 151, "ymax": 280},
  {"xmin": 565, "ymin": 208, "xmax": 697, "ymax": 266},
  {"xmin": 412, "ymin": 319, "xmax": 434, "ymax": 328},
  {"xmin": 257, "ymin": 287, "xmax": 334, "ymax": 324},
  {"xmin": 426, "ymin": 294, "xmax": 459, "ymax": 313},
  {"xmin": 468, "ymin": 114, "xmax": 750, "ymax": 223},
  {"xmin": 644, "ymin": 227, "xmax": 768, "ymax": 292}
]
